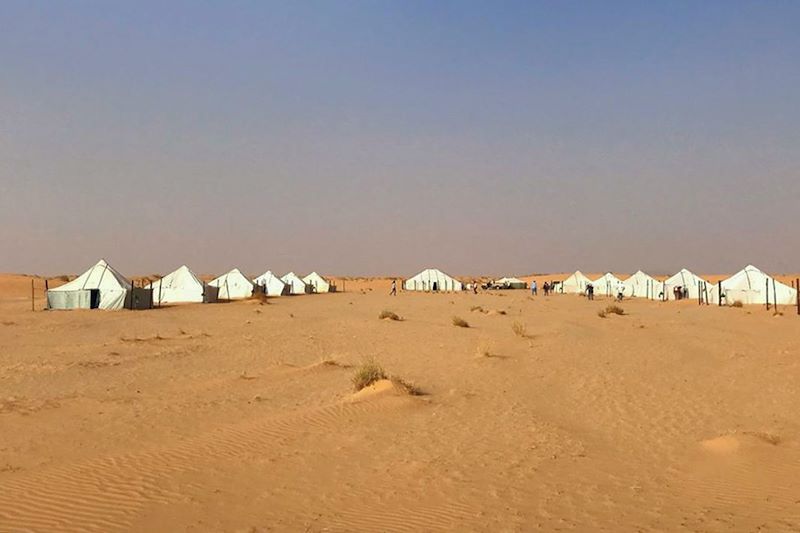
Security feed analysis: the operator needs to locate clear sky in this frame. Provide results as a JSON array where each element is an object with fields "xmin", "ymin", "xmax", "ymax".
[{"xmin": 1, "ymin": 1, "xmax": 798, "ymax": 277}]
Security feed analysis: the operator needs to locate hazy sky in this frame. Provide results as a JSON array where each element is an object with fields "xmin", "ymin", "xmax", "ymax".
[{"xmin": 2, "ymin": 1, "xmax": 799, "ymax": 277}]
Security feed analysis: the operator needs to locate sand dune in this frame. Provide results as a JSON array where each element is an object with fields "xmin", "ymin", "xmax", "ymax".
[{"xmin": 1, "ymin": 274, "xmax": 799, "ymax": 531}]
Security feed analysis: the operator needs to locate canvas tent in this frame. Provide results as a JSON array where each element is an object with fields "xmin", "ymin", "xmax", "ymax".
[
  {"xmin": 622, "ymin": 270, "xmax": 660, "ymax": 299},
  {"xmin": 663, "ymin": 268, "xmax": 708, "ymax": 301},
  {"xmin": 303, "ymin": 272, "xmax": 335, "ymax": 293},
  {"xmin": 47, "ymin": 259, "xmax": 137, "ymax": 310},
  {"xmin": 561, "ymin": 271, "xmax": 592, "ymax": 294},
  {"xmin": 253, "ymin": 270, "xmax": 289, "ymax": 296},
  {"xmin": 403, "ymin": 268, "xmax": 462, "ymax": 292},
  {"xmin": 281, "ymin": 272, "xmax": 310, "ymax": 295},
  {"xmin": 147, "ymin": 265, "xmax": 217, "ymax": 304},
  {"xmin": 709, "ymin": 265, "xmax": 797, "ymax": 306},
  {"xmin": 209, "ymin": 268, "xmax": 254, "ymax": 300},
  {"xmin": 494, "ymin": 277, "xmax": 527, "ymax": 289},
  {"xmin": 591, "ymin": 273, "xmax": 623, "ymax": 297}
]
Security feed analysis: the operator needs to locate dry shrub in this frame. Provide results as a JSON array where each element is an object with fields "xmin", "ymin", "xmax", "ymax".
[
  {"xmin": 56, "ymin": 274, "xmax": 71, "ymax": 282},
  {"xmin": 250, "ymin": 291, "xmax": 269, "ymax": 304},
  {"xmin": 390, "ymin": 376, "xmax": 423, "ymax": 396},
  {"xmin": 732, "ymin": 300, "xmax": 744, "ymax": 308},
  {"xmin": 605, "ymin": 305, "xmax": 625, "ymax": 316},
  {"xmin": 470, "ymin": 305, "xmax": 484, "ymax": 313},
  {"xmin": 379, "ymin": 310, "xmax": 401, "ymax": 321},
  {"xmin": 452, "ymin": 316, "xmax": 470, "ymax": 328},
  {"xmin": 511, "ymin": 321, "xmax": 527, "ymax": 337},
  {"xmin": 597, "ymin": 309, "xmax": 607, "ymax": 318},
  {"xmin": 352, "ymin": 359, "xmax": 387, "ymax": 392},
  {"xmin": 476, "ymin": 339, "xmax": 494, "ymax": 358}
]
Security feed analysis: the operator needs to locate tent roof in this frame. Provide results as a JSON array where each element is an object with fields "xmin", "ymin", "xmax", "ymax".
[
  {"xmin": 50, "ymin": 259, "xmax": 131, "ymax": 292},
  {"xmin": 148, "ymin": 265, "xmax": 202, "ymax": 290},
  {"xmin": 210, "ymin": 268, "xmax": 254, "ymax": 287}
]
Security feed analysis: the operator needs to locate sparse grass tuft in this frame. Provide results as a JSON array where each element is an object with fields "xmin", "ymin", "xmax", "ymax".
[
  {"xmin": 452, "ymin": 316, "xmax": 470, "ymax": 328},
  {"xmin": 379, "ymin": 310, "xmax": 402, "ymax": 321},
  {"xmin": 351, "ymin": 359, "xmax": 387, "ymax": 392},
  {"xmin": 470, "ymin": 305, "xmax": 484, "ymax": 313},
  {"xmin": 476, "ymin": 339, "xmax": 494, "ymax": 358},
  {"xmin": 511, "ymin": 321, "xmax": 528, "ymax": 337},
  {"xmin": 732, "ymin": 300, "xmax": 744, "ymax": 308},
  {"xmin": 390, "ymin": 376, "xmax": 424, "ymax": 395}
]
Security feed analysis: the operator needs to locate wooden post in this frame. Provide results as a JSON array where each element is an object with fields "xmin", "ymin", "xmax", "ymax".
[
  {"xmin": 772, "ymin": 278, "xmax": 778, "ymax": 314},
  {"xmin": 31, "ymin": 279, "xmax": 35, "ymax": 311},
  {"xmin": 797, "ymin": 278, "xmax": 799, "ymax": 315},
  {"xmin": 766, "ymin": 278, "xmax": 770, "ymax": 311},
  {"xmin": 157, "ymin": 277, "xmax": 163, "ymax": 308},
  {"xmin": 718, "ymin": 281, "xmax": 722, "ymax": 306}
]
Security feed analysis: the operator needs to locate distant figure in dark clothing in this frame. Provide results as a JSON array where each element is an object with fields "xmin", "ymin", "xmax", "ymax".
[
  {"xmin": 390, "ymin": 280, "xmax": 397, "ymax": 296},
  {"xmin": 587, "ymin": 283, "xmax": 594, "ymax": 301}
]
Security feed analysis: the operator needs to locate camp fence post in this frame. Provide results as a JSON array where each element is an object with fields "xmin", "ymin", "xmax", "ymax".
[
  {"xmin": 773, "ymin": 278, "xmax": 778, "ymax": 314},
  {"xmin": 765, "ymin": 278, "xmax": 770, "ymax": 311},
  {"xmin": 31, "ymin": 279, "xmax": 34, "ymax": 311},
  {"xmin": 796, "ymin": 278, "xmax": 799, "ymax": 315}
]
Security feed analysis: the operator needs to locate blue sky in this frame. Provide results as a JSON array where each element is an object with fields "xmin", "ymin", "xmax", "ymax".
[{"xmin": 1, "ymin": 1, "xmax": 798, "ymax": 276}]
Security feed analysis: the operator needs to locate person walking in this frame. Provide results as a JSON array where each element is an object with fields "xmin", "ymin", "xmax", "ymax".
[
  {"xmin": 616, "ymin": 280, "xmax": 625, "ymax": 302},
  {"xmin": 390, "ymin": 279, "xmax": 397, "ymax": 296},
  {"xmin": 531, "ymin": 280, "xmax": 538, "ymax": 296}
]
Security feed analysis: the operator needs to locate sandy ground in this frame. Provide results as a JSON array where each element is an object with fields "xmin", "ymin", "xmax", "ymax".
[{"xmin": 1, "ymin": 274, "xmax": 800, "ymax": 532}]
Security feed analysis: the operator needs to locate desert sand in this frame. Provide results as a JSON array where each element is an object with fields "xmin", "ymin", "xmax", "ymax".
[{"xmin": 1, "ymin": 273, "xmax": 799, "ymax": 532}]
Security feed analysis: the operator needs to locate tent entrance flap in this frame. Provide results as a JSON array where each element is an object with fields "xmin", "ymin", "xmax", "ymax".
[{"xmin": 90, "ymin": 289, "xmax": 101, "ymax": 309}]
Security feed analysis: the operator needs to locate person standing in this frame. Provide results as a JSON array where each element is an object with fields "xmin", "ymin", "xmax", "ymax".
[
  {"xmin": 531, "ymin": 280, "xmax": 538, "ymax": 296},
  {"xmin": 587, "ymin": 283, "xmax": 594, "ymax": 301},
  {"xmin": 390, "ymin": 279, "xmax": 397, "ymax": 296},
  {"xmin": 616, "ymin": 280, "xmax": 625, "ymax": 302}
]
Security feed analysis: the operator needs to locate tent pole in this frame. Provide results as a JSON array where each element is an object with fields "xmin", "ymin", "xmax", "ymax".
[{"xmin": 718, "ymin": 281, "xmax": 722, "ymax": 306}]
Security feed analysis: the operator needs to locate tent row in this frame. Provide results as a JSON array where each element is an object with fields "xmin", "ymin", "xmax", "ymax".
[
  {"xmin": 561, "ymin": 266, "xmax": 797, "ymax": 306},
  {"xmin": 47, "ymin": 260, "xmax": 337, "ymax": 310}
]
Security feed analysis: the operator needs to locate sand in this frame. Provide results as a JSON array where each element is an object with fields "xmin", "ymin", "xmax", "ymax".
[{"xmin": 1, "ymin": 273, "xmax": 799, "ymax": 531}]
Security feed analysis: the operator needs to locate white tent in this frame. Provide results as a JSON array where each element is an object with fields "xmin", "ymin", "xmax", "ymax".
[
  {"xmin": 209, "ymin": 268, "xmax": 254, "ymax": 300},
  {"xmin": 663, "ymin": 268, "xmax": 708, "ymax": 301},
  {"xmin": 47, "ymin": 259, "xmax": 132, "ymax": 310},
  {"xmin": 709, "ymin": 265, "xmax": 797, "ymax": 306},
  {"xmin": 147, "ymin": 265, "xmax": 216, "ymax": 304},
  {"xmin": 561, "ymin": 271, "xmax": 592, "ymax": 294},
  {"xmin": 495, "ymin": 277, "xmax": 527, "ymax": 289},
  {"xmin": 281, "ymin": 272, "xmax": 310, "ymax": 295},
  {"xmin": 303, "ymin": 272, "xmax": 335, "ymax": 293},
  {"xmin": 591, "ymin": 273, "xmax": 623, "ymax": 297},
  {"xmin": 253, "ymin": 270, "xmax": 288, "ymax": 296},
  {"xmin": 403, "ymin": 268, "xmax": 462, "ymax": 292},
  {"xmin": 622, "ymin": 270, "xmax": 660, "ymax": 299}
]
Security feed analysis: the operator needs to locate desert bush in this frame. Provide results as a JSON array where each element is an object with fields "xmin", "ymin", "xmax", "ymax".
[
  {"xmin": 470, "ymin": 305, "xmax": 484, "ymax": 313},
  {"xmin": 352, "ymin": 359, "xmax": 387, "ymax": 391},
  {"xmin": 379, "ymin": 310, "xmax": 401, "ymax": 321},
  {"xmin": 250, "ymin": 291, "xmax": 269, "ymax": 304},
  {"xmin": 597, "ymin": 309, "xmax": 607, "ymax": 318},
  {"xmin": 476, "ymin": 339, "xmax": 492, "ymax": 358},
  {"xmin": 511, "ymin": 321, "xmax": 527, "ymax": 337},
  {"xmin": 605, "ymin": 305, "xmax": 625, "ymax": 315},
  {"xmin": 732, "ymin": 300, "xmax": 744, "ymax": 308},
  {"xmin": 452, "ymin": 316, "xmax": 470, "ymax": 328},
  {"xmin": 390, "ymin": 376, "xmax": 423, "ymax": 396}
]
